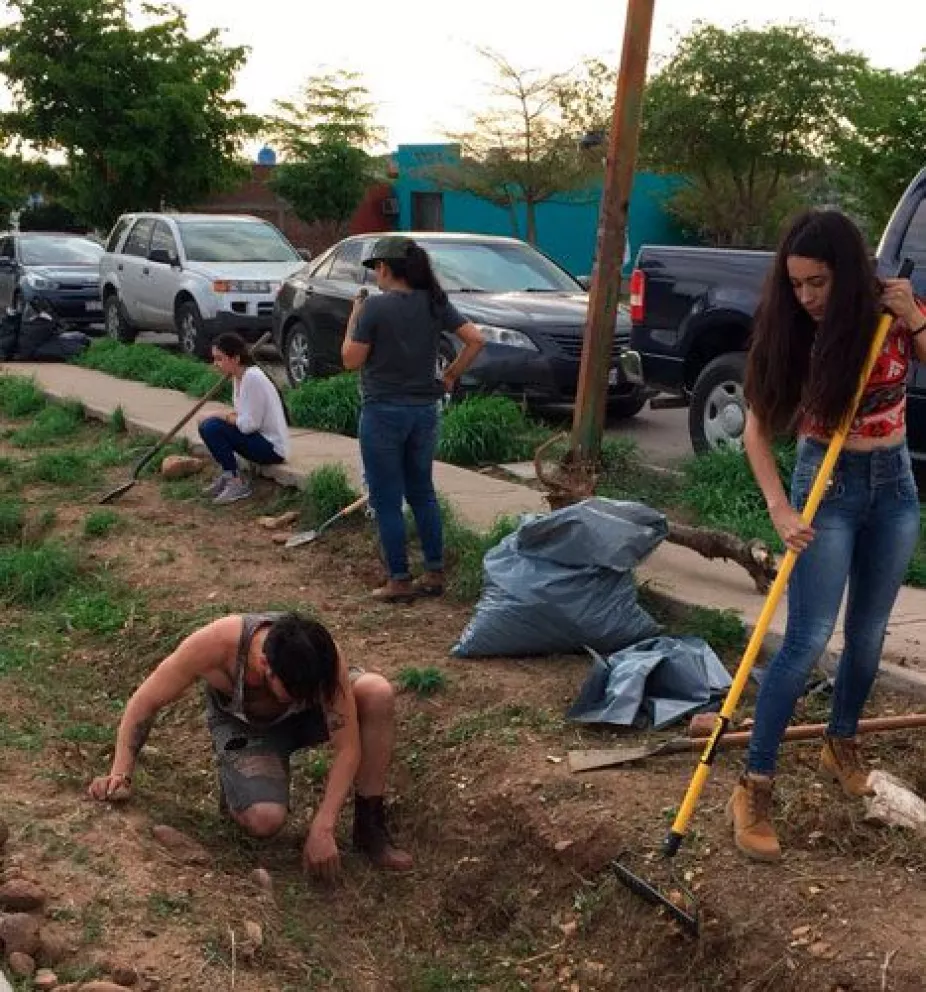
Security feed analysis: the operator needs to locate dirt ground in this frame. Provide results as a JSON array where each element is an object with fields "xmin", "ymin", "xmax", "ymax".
[{"xmin": 2, "ymin": 412, "xmax": 926, "ymax": 992}]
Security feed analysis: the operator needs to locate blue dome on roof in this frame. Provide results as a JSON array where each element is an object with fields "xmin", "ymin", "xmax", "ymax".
[{"xmin": 257, "ymin": 145, "xmax": 277, "ymax": 166}]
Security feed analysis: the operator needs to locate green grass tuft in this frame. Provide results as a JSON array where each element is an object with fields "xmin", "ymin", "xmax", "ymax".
[
  {"xmin": 397, "ymin": 666, "xmax": 448, "ymax": 697},
  {"xmin": 301, "ymin": 464, "xmax": 360, "ymax": 528},
  {"xmin": 10, "ymin": 400, "xmax": 85, "ymax": 447},
  {"xmin": 0, "ymin": 542, "xmax": 78, "ymax": 605},
  {"xmin": 437, "ymin": 396, "xmax": 549, "ymax": 466},
  {"xmin": 82, "ymin": 509, "xmax": 121, "ymax": 538},
  {"xmin": 286, "ymin": 373, "xmax": 361, "ymax": 437},
  {"xmin": 0, "ymin": 497, "xmax": 24, "ymax": 544},
  {"xmin": 0, "ymin": 374, "xmax": 46, "ymax": 417}
]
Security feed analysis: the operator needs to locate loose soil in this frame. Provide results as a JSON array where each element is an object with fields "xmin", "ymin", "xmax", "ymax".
[{"xmin": 2, "ymin": 410, "xmax": 926, "ymax": 992}]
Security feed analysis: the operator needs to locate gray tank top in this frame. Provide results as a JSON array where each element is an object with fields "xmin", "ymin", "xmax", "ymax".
[{"xmin": 205, "ymin": 612, "xmax": 307, "ymax": 726}]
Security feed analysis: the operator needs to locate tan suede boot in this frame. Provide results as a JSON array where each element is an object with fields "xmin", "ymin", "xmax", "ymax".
[
  {"xmin": 820, "ymin": 735, "xmax": 874, "ymax": 797},
  {"xmin": 726, "ymin": 774, "xmax": 782, "ymax": 862}
]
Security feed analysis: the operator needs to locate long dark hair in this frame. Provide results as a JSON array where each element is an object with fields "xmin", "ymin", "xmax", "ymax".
[
  {"xmin": 263, "ymin": 613, "xmax": 341, "ymax": 706},
  {"xmin": 384, "ymin": 240, "xmax": 448, "ymax": 315},
  {"xmin": 213, "ymin": 332, "xmax": 255, "ymax": 366},
  {"xmin": 745, "ymin": 210, "xmax": 880, "ymax": 435}
]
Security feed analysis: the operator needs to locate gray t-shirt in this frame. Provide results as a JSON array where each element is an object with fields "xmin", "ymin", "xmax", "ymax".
[{"xmin": 352, "ymin": 290, "xmax": 467, "ymax": 405}]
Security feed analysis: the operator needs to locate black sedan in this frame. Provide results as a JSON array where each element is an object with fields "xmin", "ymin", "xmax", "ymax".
[
  {"xmin": 0, "ymin": 231, "xmax": 104, "ymax": 327},
  {"xmin": 272, "ymin": 232, "xmax": 646, "ymax": 417}
]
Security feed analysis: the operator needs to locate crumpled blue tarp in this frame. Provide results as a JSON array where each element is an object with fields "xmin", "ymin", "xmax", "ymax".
[
  {"xmin": 566, "ymin": 636, "xmax": 733, "ymax": 730},
  {"xmin": 452, "ymin": 497, "xmax": 668, "ymax": 658}
]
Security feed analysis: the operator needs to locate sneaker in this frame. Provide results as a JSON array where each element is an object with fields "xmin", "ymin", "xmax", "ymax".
[
  {"xmin": 202, "ymin": 473, "xmax": 232, "ymax": 498},
  {"xmin": 213, "ymin": 478, "xmax": 253, "ymax": 505}
]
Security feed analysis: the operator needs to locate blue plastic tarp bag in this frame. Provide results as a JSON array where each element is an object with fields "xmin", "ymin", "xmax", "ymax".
[
  {"xmin": 452, "ymin": 498, "xmax": 668, "ymax": 659},
  {"xmin": 566, "ymin": 636, "xmax": 733, "ymax": 730}
]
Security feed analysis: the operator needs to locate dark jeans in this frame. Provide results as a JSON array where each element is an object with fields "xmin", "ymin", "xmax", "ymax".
[
  {"xmin": 198, "ymin": 416, "xmax": 283, "ymax": 474},
  {"xmin": 359, "ymin": 401, "xmax": 443, "ymax": 580},
  {"xmin": 747, "ymin": 438, "xmax": 920, "ymax": 775}
]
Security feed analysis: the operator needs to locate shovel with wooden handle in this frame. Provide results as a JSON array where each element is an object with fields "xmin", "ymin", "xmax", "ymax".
[
  {"xmin": 567, "ymin": 712, "xmax": 926, "ymax": 772},
  {"xmin": 284, "ymin": 494, "xmax": 369, "ymax": 548}
]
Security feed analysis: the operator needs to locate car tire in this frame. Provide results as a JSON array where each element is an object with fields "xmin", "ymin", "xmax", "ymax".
[
  {"xmin": 689, "ymin": 352, "xmax": 748, "ymax": 454},
  {"xmin": 176, "ymin": 301, "xmax": 209, "ymax": 359},
  {"xmin": 103, "ymin": 294, "xmax": 137, "ymax": 344},
  {"xmin": 607, "ymin": 388, "xmax": 648, "ymax": 420},
  {"xmin": 284, "ymin": 321, "xmax": 318, "ymax": 387}
]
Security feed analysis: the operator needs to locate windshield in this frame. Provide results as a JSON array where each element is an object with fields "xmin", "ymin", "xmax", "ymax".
[
  {"xmin": 177, "ymin": 221, "xmax": 299, "ymax": 263},
  {"xmin": 419, "ymin": 240, "xmax": 581, "ymax": 293},
  {"xmin": 19, "ymin": 237, "xmax": 103, "ymax": 266}
]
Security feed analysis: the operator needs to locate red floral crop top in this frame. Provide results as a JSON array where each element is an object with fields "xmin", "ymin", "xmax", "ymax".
[{"xmin": 801, "ymin": 303, "xmax": 926, "ymax": 441}]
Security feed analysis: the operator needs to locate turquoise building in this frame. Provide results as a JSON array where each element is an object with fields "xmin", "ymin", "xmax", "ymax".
[{"xmin": 390, "ymin": 143, "xmax": 690, "ymax": 277}]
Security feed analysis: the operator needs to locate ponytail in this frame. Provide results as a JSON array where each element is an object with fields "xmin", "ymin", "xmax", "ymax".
[{"xmin": 386, "ymin": 242, "xmax": 447, "ymax": 315}]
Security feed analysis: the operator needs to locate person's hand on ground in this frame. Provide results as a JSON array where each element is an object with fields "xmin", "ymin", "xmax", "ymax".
[
  {"xmin": 88, "ymin": 773, "xmax": 132, "ymax": 802},
  {"xmin": 303, "ymin": 821, "xmax": 341, "ymax": 882}
]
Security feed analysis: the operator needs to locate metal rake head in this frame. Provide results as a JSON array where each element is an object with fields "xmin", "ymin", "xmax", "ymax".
[{"xmin": 611, "ymin": 851, "xmax": 700, "ymax": 936}]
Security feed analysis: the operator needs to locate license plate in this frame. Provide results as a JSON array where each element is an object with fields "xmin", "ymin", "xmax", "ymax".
[
  {"xmin": 86, "ymin": 301, "xmax": 103, "ymax": 312},
  {"xmin": 608, "ymin": 368, "xmax": 618, "ymax": 386}
]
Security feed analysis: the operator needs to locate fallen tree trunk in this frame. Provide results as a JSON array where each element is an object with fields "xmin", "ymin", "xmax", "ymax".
[{"xmin": 533, "ymin": 433, "xmax": 778, "ymax": 594}]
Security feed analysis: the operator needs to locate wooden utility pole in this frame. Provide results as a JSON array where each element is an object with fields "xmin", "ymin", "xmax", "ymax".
[{"xmin": 568, "ymin": 0, "xmax": 656, "ymax": 475}]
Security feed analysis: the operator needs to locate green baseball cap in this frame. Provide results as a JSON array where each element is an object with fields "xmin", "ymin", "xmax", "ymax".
[{"xmin": 362, "ymin": 235, "xmax": 415, "ymax": 268}]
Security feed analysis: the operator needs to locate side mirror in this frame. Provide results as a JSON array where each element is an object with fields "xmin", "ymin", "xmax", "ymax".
[
  {"xmin": 298, "ymin": 249, "xmax": 312, "ymax": 262},
  {"xmin": 577, "ymin": 275, "xmax": 591, "ymax": 291},
  {"xmin": 149, "ymin": 247, "xmax": 178, "ymax": 267}
]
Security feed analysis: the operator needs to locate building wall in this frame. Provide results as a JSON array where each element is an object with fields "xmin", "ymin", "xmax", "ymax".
[{"xmin": 391, "ymin": 143, "xmax": 690, "ymax": 276}]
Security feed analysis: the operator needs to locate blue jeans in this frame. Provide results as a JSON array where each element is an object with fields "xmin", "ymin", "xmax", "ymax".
[
  {"xmin": 747, "ymin": 438, "xmax": 920, "ymax": 775},
  {"xmin": 359, "ymin": 402, "xmax": 443, "ymax": 580},
  {"xmin": 198, "ymin": 416, "xmax": 283, "ymax": 474}
]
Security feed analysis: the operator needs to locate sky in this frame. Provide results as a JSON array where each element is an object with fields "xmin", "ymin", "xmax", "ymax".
[{"xmin": 170, "ymin": 0, "xmax": 926, "ymax": 153}]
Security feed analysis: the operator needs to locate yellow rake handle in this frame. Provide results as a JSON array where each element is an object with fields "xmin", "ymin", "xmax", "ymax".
[{"xmin": 663, "ymin": 305, "xmax": 899, "ymax": 857}]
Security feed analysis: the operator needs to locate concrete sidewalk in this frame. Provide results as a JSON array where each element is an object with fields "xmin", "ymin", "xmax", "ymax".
[
  {"xmin": 5, "ymin": 361, "xmax": 926, "ymax": 687},
  {"xmin": 5, "ymin": 362, "xmax": 547, "ymax": 530}
]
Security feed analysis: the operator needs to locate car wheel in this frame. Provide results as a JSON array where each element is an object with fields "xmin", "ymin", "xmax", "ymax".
[
  {"xmin": 104, "ymin": 294, "xmax": 137, "ymax": 344},
  {"xmin": 284, "ymin": 321, "xmax": 317, "ymax": 387},
  {"xmin": 607, "ymin": 387, "xmax": 648, "ymax": 420},
  {"xmin": 176, "ymin": 301, "xmax": 209, "ymax": 359},
  {"xmin": 689, "ymin": 352, "xmax": 748, "ymax": 454}
]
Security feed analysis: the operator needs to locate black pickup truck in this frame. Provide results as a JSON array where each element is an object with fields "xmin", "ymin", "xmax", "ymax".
[{"xmin": 628, "ymin": 167, "xmax": 926, "ymax": 455}]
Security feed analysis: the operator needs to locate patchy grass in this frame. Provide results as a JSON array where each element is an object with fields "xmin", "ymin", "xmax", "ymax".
[
  {"xmin": 59, "ymin": 588, "xmax": 135, "ymax": 635},
  {"xmin": 286, "ymin": 372, "xmax": 361, "ymax": 437},
  {"xmin": 440, "ymin": 501, "xmax": 518, "ymax": 601},
  {"xmin": 0, "ymin": 541, "xmax": 78, "ymax": 605},
  {"xmin": 0, "ymin": 496, "xmax": 24, "ymax": 543},
  {"xmin": 438, "ymin": 396, "xmax": 549, "ymax": 466},
  {"xmin": 83, "ymin": 509, "xmax": 122, "ymax": 538},
  {"xmin": 28, "ymin": 450, "xmax": 95, "ymax": 486},
  {"xmin": 398, "ymin": 666, "xmax": 448, "ymax": 697},
  {"xmin": 9, "ymin": 399, "xmax": 86, "ymax": 447},
  {"xmin": 0, "ymin": 374, "xmax": 46, "ymax": 417},
  {"xmin": 109, "ymin": 405, "xmax": 128, "ymax": 434},
  {"xmin": 76, "ymin": 338, "xmax": 229, "ymax": 399},
  {"xmin": 301, "ymin": 463, "xmax": 360, "ymax": 528}
]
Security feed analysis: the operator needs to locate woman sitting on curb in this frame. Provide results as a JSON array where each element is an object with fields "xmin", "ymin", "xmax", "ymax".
[{"xmin": 198, "ymin": 332, "xmax": 290, "ymax": 505}]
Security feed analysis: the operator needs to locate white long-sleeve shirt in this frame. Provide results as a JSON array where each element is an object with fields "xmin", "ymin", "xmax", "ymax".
[{"xmin": 233, "ymin": 366, "xmax": 290, "ymax": 460}]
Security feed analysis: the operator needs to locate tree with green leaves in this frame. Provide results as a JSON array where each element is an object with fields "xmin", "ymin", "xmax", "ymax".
[
  {"xmin": 639, "ymin": 22, "xmax": 864, "ymax": 247},
  {"xmin": 431, "ymin": 49, "xmax": 602, "ymax": 245},
  {"xmin": 267, "ymin": 69, "xmax": 383, "ymax": 237},
  {"xmin": 0, "ymin": 0, "xmax": 257, "ymax": 229},
  {"xmin": 833, "ymin": 59, "xmax": 926, "ymax": 239}
]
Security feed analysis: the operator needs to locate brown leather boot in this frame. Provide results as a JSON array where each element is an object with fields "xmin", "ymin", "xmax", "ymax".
[
  {"xmin": 726, "ymin": 774, "xmax": 782, "ymax": 862},
  {"xmin": 353, "ymin": 795, "xmax": 414, "ymax": 871},
  {"xmin": 820, "ymin": 735, "xmax": 874, "ymax": 797},
  {"xmin": 371, "ymin": 579, "xmax": 416, "ymax": 604}
]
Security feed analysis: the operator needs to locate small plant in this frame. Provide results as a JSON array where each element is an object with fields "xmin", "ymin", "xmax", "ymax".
[
  {"xmin": 304, "ymin": 750, "xmax": 332, "ymax": 784},
  {"xmin": 398, "ymin": 666, "xmax": 448, "ymax": 697},
  {"xmin": 0, "ymin": 374, "xmax": 46, "ymax": 417},
  {"xmin": 109, "ymin": 405, "xmax": 128, "ymax": 433},
  {"xmin": 9, "ymin": 400, "xmax": 85, "ymax": 447},
  {"xmin": 286, "ymin": 373, "xmax": 361, "ymax": 436},
  {"xmin": 301, "ymin": 463, "xmax": 360, "ymax": 528},
  {"xmin": 437, "ymin": 396, "xmax": 549, "ymax": 466},
  {"xmin": 147, "ymin": 891, "xmax": 193, "ymax": 918},
  {"xmin": 0, "ymin": 542, "xmax": 78, "ymax": 605},
  {"xmin": 60, "ymin": 589, "xmax": 131, "ymax": 634},
  {"xmin": 0, "ymin": 497, "xmax": 24, "ymax": 544},
  {"xmin": 83, "ymin": 509, "xmax": 121, "ymax": 539}
]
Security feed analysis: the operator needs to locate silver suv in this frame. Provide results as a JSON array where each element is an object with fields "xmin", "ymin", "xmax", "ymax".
[{"xmin": 99, "ymin": 213, "xmax": 306, "ymax": 357}]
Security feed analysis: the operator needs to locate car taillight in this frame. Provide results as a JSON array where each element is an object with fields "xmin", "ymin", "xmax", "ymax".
[{"xmin": 629, "ymin": 268, "xmax": 646, "ymax": 323}]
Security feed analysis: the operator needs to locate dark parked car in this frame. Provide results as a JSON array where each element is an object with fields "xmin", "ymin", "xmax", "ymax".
[
  {"xmin": 0, "ymin": 232, "xmax": 104, "ymax": 327},
  {"xmin": 272, "ymin": 231, "xmax": 646, "ymax": 417},
  {"xmin": 627, "ymin": 167, "xmax": 926, "ymax": 455}
]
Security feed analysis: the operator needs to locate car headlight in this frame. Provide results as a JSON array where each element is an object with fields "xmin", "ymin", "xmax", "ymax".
[
  {"xmin": 477, "ymin": 324, "xmax": 539, "ymax": 351},
  {"xmin": 23, "ymin": 274, "xmax": 59, "ymax": 291},
  {"xmin": 212, "ymin": 280, "xmax": 277, "ymax": 294}
]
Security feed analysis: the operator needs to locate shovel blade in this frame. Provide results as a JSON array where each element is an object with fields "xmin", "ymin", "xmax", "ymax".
[
  {"xmin": 567, "ymin": 745, "xmax": 661, "ymax": 772},
  {"xmin": 285, "ymin": 529, "xmax": 319, "ymax": 548}
]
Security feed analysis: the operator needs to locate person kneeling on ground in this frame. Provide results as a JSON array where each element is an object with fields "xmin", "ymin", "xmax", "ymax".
[
  {"xmin": 198, "ymin": 332, "xmax": 290, "ymax": 505},
  {"xmin": 88, "ymin": 611, "xmax": 413, "ymax": 877}
]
